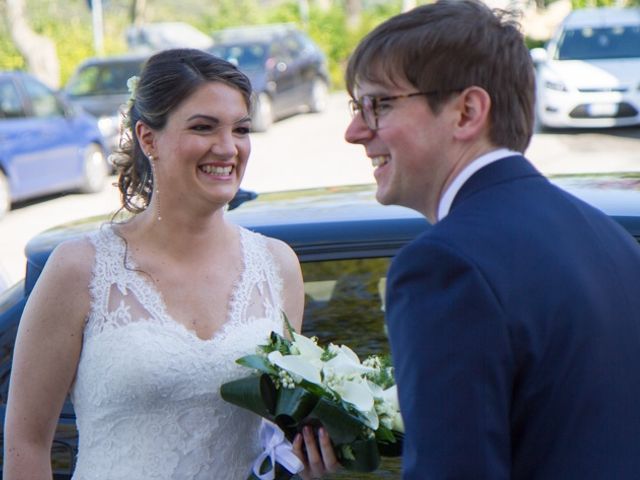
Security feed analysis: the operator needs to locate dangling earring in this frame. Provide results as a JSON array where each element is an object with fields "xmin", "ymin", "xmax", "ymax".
[{"xmin": 147, "ymin": 153, "xmax": 162, "ymax": 221}]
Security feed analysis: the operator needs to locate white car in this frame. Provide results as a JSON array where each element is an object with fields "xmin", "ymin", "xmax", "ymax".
[{"xmin": 531, "ymin": 7, "xmax": 640, "ymax": 129}]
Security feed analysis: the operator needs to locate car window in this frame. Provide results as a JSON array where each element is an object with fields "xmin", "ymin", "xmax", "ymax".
[
  {"xmin": 556, "ymin": 25, "xmax": 640, "ymax": 60},
  {"xmin": 66, "ymin": 61, "xmax": 143, "ymax": 96},
  {"xmin": 21, "ymin": 76, "xmax": 62, "ymax": 118},
  {"xmin": 0, "ymin": 79, "xmax": 25, "ymax": 119},
  {"xmin": 211, "ymin": 43, "xmax": 267, "ymax": 69},
  {"xmin": 301, "ymin": 257, "xmax": 390, "ymax": 358},
  {"xmin": 282, "ymin": 34, "xmax": 304, "ymax": 60}
]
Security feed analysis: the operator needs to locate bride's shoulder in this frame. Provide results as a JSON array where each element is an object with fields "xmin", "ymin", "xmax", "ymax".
[
  {"xmin": 237, "ymin": 226, "xmax": 300, "ymax": 277},
  {"xmin": 47, "ymin": 235, "xmax": 96, "ymax": 279},
  {"xmin": 262, "ymin": 235, "xmax": 299, "ymax": 269}
]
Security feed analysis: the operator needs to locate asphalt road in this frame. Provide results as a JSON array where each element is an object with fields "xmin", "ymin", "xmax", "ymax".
[{"xmin": 1, "ymin": 91, "xmax": 639, "ymax": 289}]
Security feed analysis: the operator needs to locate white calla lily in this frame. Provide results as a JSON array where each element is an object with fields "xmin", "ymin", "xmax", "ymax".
[
  {"xmin": 332, "ymin": 378, "xmax": 375, "ymax": 413},
  {"xmin": 366, "ymin": 380, "xmax": 384, "ymax": 398},
  {"xmin": 362, "ymin": 408, "xmax": 380, "ymax": 431},
  {"xmin": 267, "ymin": 351, "xmax": 322, "ymax": 386},
  {"xmin": 291, "ymin": 332, "xmax": 325, "ymax": 359},
  {"xmin": 324, "ymin": 345, "xmax": 376, "ymax": 377},
  {"xmin": 392, "ymin": 412, "xmax": 404, "ymax": 433},
  {"xmin": 380, "ymin": 385, "xmax": 399, "ymax": 409}
]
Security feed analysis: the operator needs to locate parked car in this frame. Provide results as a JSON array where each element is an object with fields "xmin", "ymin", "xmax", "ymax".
[
  {"xmin": 209, "ymin": 24, "xmax": 330, "ymax": 132},
  {"xmin": 0, "ymin": 177, "xmax": 639, "ymax": 478},
  {"xmin": 531, "ymin": 7, "xmax": 640, "ymax": 129},
  {"xmin": 125, "ymin": 21, "xmax": 214, "ymax": 52},
  {"xmin": 63, "ymin": 53, "xmax": 148, "ymax": 153},
  {"xmin": 0, "ymin": 71, "xmax": 108, "ymax": 219}
]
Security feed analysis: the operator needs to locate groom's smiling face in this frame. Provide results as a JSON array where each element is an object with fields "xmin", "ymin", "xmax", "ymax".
[{"xmin": 344, "ymin": 77, "xmax": 459, "ymax": 219}]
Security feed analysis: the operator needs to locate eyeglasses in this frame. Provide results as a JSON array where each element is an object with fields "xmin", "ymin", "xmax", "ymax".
[{"xmin": 348, "ymin": 90, "xmax": 461, "ymax": 131}]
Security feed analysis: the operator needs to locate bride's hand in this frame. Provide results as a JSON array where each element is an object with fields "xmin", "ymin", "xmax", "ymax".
[{"xmin": 292, "ymin": 425, "xmax": 340, "ymax": 479}]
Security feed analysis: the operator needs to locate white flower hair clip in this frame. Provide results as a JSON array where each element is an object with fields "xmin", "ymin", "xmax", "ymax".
[
  {"xmin": 121, "ymin": 75, "xmax": 140, "ymax": 131},
  {"xmin": 126, "ymin": 75, "xmax": 140, "ymax": 98}
]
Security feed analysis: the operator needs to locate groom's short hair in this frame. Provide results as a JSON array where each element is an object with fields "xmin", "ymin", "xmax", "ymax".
[{"xmin": 345, "ymin": 0, "xmax": 535, "ymax": 153}]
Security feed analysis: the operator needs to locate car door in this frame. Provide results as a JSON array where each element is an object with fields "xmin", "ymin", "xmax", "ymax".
[
  {"xmin": 268, "ymin": 39, "xmax": 301, "ymax": 115},
  {"xmin": 280, "ymin": 33, "xmax": 316, "ymax": 108},
  {"xmin": 9, "ymin": 76, "xmax": 81, "ymax": 199}
]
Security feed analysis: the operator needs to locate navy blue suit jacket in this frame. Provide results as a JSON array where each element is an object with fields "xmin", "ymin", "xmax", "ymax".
[{"xmin": 385, "ymin": 156, "xmax": 640, "ymax": 479}]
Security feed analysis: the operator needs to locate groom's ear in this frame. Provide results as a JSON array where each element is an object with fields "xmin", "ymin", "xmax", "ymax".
[{"xmin": 451, "ymin": 86, "xmax": 492, "ymax": 142}]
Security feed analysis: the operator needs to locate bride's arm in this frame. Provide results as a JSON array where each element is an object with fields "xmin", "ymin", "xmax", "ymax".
[
  {"xmin": 3, "ymin": 240, "xmax": 91, "ymax": 479},
  {"xmin": 267, "ymin": 238, "xmax": 304, "ymax": 333}
]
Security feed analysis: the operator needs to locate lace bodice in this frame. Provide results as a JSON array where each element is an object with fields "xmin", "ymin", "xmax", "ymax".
[{"xmin": 70, "ymin": 225, "xmax": 284, "ymax": 479}]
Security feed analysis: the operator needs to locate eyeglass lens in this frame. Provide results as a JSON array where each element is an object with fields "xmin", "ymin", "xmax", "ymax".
[{"xmin": 349, "ymin": 96, "xmax": 377, "ymax": 130}]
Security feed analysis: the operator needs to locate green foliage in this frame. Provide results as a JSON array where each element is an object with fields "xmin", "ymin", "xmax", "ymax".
[
  {"xmin": 525, "ymin": 36, "xmax": 546, "ymax": 49},
  {"xmin": 0, "ymin": 36, "xmax": 25, "ymax": 71},
  {"xmin": 571, "ymin": 0, "xmax": 640, "ymax": 7},
  {"xmin": 0, "ymin": 0, "xmax": 412, "ymax": 90}
]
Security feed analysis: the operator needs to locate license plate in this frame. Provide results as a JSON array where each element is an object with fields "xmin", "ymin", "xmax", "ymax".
[{"xmin": 587, "ymin": 103, "xmax": 618, "ymax": 117}]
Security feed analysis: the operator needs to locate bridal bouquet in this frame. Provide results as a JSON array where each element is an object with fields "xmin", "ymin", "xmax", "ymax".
[{"xmin": 220, "ymin": 320, "xmax": 403, "ymax": 480}]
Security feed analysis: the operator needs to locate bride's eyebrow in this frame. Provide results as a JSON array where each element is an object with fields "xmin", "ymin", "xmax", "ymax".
[
  {"xmin": 187, "ymin": 114, "xmax": 220, "ymax": 124},
  {"xmin": 187, "ymin": 114, "xmax": 252, "ymax": 124}
]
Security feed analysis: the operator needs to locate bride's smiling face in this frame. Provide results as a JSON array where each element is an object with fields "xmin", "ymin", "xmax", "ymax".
[{"xmin": 150, "ymin": 81, "xmax": 252, "ymax": 213}]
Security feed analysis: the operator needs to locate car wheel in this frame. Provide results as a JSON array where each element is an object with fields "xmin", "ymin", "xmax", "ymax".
[
  {"xmin": 252, "ymin": 93, "xmax": 273, "ymax": 133},
  {"xmin": 308, "ymin": 78, "xmax": 329, "ymax": 113},
  {"xmin": 79, "ymin": 143, "xmax": 108, "ymax": 194},
  {"xmin": 0, "ymin": 170, "xmax": 10, "ymax": 219}
]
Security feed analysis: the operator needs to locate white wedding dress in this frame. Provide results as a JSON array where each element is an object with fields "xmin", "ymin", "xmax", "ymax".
[{"xmin": 70, "ymin": 225, "xmax": 285, "ymax": 479}]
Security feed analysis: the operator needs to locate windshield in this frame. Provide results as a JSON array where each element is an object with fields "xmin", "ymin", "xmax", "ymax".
[
  {"xmin": 65, "ymin": 60, "xmax": 144, "ymax": 96},
  {"xmin": 556, "ymin": 25, "xmax": 640, "ymax": 60},
  {"xmin": 210, "ymin": 43, "xmax": 268, "ymax": 69}
]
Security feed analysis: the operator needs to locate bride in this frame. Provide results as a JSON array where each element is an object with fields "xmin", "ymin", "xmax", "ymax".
[{"xmin": 4, "ymin": 48, "xmax": 337, "ymax": 479}]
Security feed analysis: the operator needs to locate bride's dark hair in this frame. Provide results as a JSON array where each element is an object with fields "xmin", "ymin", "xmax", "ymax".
[{"xmin": 111, "ymin": 48, "xmax": 252, "ymax": 214}]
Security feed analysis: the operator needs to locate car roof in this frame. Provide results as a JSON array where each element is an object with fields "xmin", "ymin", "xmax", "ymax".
[
  {"xmin": 212, "ymin": 23, "xmax": 300, "ymax": 43},
  {"xmin": 0, "ymin": 71, "xmax": 30, "ymax": 80},
  {"xmin": 21, "ymin": 175, "xmax": 640, "ymax": 295},
  {"xmin": 75, "ymin": 53, "xmax": 150, "ymax": 69},
  {"xmin": 562, "ymin": 7, "xmax": 640, "ymax": 28}
]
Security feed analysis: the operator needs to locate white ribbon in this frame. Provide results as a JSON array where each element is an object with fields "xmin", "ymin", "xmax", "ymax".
[{"xmin": 252, "ymin": 420, "xmax": 304, "ymax": 480}]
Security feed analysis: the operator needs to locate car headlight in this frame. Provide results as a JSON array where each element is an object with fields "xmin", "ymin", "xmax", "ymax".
[
  {"xmin": 97, "ymin": 115, "xmax": 120, "ymax": 138},
  {"xmin": 544, "ymin": 79, "xmax": 568, "ymax": 92}
]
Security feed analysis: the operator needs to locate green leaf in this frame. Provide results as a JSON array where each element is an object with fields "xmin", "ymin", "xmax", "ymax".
[
  {"xmin": 281, "ymin": 310, "xmax": 296, "ymax": 339},
  {"xmin": 237, "ymin": 354, "xmax": 278, "ymax": 375},
  {"xmin": 377, "ymin": 431, "xmax": 404, "ymax": 457},
  {"xmin": 305, "ymin": 397, "xmax": 365, "ymax": 445},
  {"xmin": 274, "ymin": 387, "xmax": 319, "ymax": 440},
  {"xmin": 220, "ymin": 374, "xmax": 278, "ymax": 417},
  {"xmin": 338, "ymin": 438, "xmax": 381, "ymax": 472}
]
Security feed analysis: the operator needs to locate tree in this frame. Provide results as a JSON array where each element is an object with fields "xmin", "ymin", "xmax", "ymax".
[
  {"xmin": 130, "ymin": 0, "xmax": 146, "ymax": 26},
  {"xmin": 5, "ymin": 0, "xmax": 60, "ymax": 88},
  {"xmin": 346, "ymin": 0, "xmax": 362, "ymax": 29}
]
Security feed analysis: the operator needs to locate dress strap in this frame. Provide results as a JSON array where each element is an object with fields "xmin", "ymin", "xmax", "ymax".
[
  {"xmin": 87, "ymin": 225, "xmax": 127, "ymax": 324},
  {"xmin": 228, "ymin": 228, "xmax": 283, "ymax": 327}
]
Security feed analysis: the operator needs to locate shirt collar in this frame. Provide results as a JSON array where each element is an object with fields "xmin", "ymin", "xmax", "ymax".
[{"xmin": 437, "ymin": 148, "xmax": 519, "ymax": 221}]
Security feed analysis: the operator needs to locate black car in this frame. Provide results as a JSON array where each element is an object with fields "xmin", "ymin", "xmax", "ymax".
[
  {"xmin": 210, "ymin": 24, "xmax": 330, "ymax": 132},
  {"xmin": 1, "ymin": 177, "xmax": 640, "ymax": 478},
  {"xmin": 63, "ymin": 53, "xmax": 148, "ymax": 153}
]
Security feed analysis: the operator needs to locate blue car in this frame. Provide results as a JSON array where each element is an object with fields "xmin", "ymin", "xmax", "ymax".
[
  {"xmin": 0, "ymin": 71, "xmax": 109, "ymax": 219},
  {"xmin": 0, "ymin": 178, "xmax": 639, "ymax": 478}
]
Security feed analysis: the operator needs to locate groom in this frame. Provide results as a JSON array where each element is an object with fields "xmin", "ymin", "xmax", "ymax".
[{"xmin": 344, "ymin": 0, "xmax": 640, "ymax": 478}]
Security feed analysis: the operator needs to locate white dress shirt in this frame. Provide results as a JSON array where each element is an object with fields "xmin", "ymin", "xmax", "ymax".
[{"xmin": 437, "ymin": 148, "xmax": 519, "ymax": 221}]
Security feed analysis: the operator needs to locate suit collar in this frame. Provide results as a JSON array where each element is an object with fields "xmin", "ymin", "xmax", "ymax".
[
  {"xmin": 450, "ymin": 155, "xmax": 542, "ymax": 212},
  {"xmin": 438, "ymin": 148, "xmax": 519, "ymax": 220}
]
